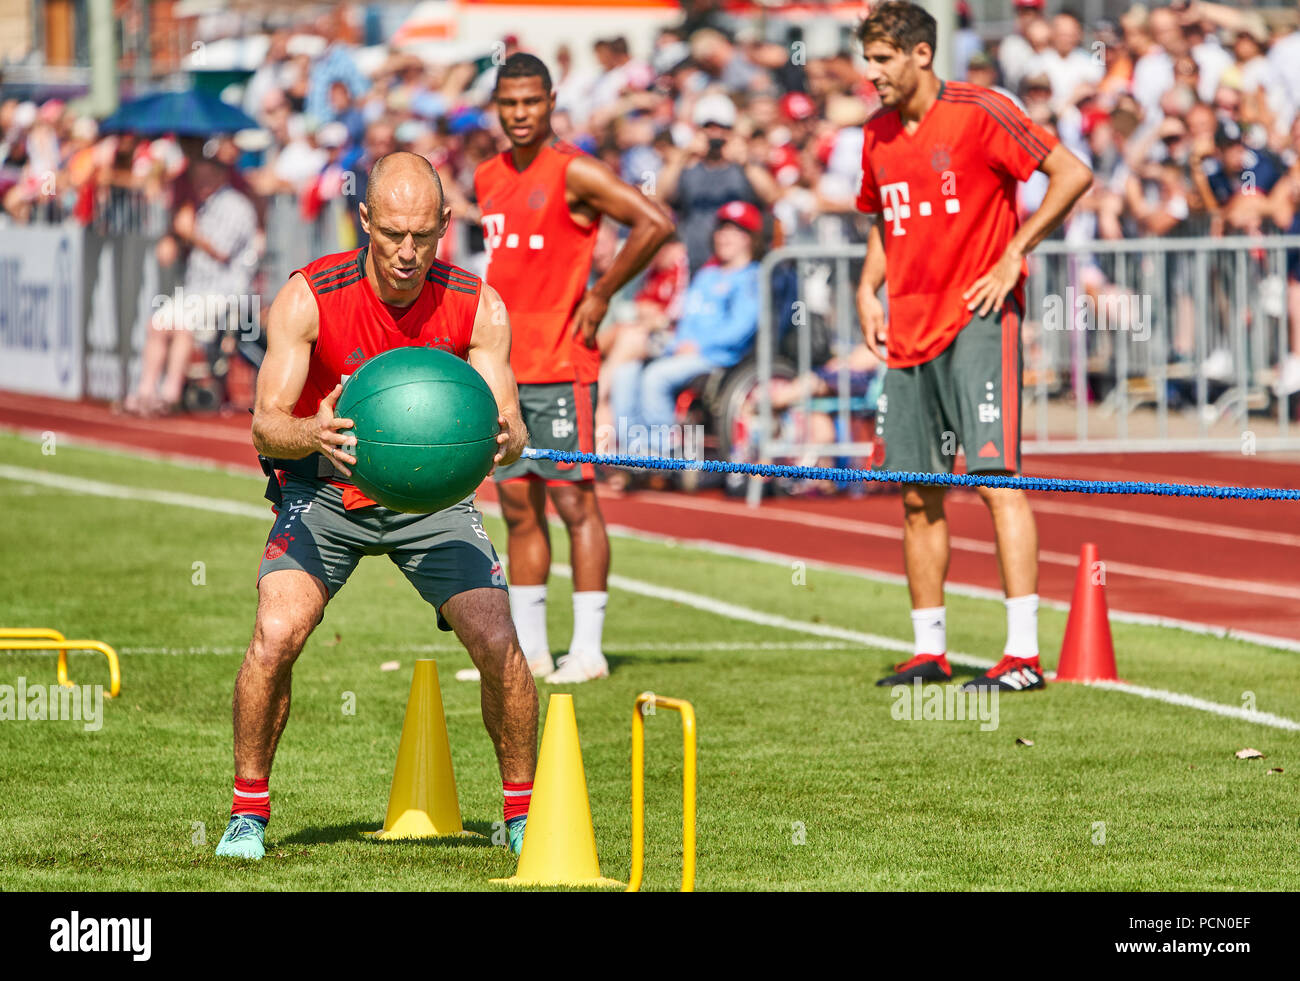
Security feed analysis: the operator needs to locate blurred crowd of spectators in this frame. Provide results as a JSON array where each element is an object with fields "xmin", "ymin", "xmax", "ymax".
[{"xmin": 4, "ymin": 0, "xmax": 1300, "ymax": 407}]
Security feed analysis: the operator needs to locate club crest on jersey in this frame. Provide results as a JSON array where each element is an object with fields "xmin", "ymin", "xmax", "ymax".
[
  {"xmin": 930, "ymin": 144, "xmax": 952, "ymax": 172},
  {"xmin": 425, "ymin": 337, "xmax": 455, "ymax": 353},
  {"xmin": 527, "ymin": 188, "xmax": 547, "ymax": 210}
]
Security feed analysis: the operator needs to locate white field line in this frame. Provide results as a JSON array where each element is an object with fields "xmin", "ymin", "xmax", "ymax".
[
  {"xmin": 627, "ymin": 490, "xmax": 1300, "ymax": 601},
  {"xmin": 114, "ymin": 640, "xmax": 864, "ymax": 656},
  {"xmin": 3, "ymin": 463, "xmax": 1298, "ymax": 731}
]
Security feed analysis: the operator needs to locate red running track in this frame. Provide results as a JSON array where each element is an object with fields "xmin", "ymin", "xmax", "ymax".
[{"xmin": 2, "ymin": 392, "xmax": 1297, "ymax": 645}]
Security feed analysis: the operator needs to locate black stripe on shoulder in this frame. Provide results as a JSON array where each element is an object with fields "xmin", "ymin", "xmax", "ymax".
[
  {"xmin": 315, "ymin": 273, "xmax": 365, "ymax": 295},
  {"xmin": 940, "ymin": 88, "xmax": 1050, "ymax": 160},
  {"xmin": 311, "ymin": 267, "xmax": 361, "ymax": 289},
  {"xmin": 426, "ymin": 274, "xmax": 478, "ymax": 296},
  {"xmin": 309, "ymin": 258, "xmax": 357, "ymax": 282},
  {"xmin": 429, "ymin": 261, "xmax": 478, "ymax": 286}
]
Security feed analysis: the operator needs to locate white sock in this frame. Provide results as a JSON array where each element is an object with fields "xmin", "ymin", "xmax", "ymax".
[
  {"xmin": 1004, "ymin": 593, "xmax": 1039, "ymax": 659},
  {"xmin": 911, "ymin": 606, "xmax": 946, "ymax": 656},
  {"xmin": 509, "ymin": 584, "xmax": 549, "ymax": 664},
  {"xmin": 571, "ymin": 591, "xmax": 608, "ymax": 661}
]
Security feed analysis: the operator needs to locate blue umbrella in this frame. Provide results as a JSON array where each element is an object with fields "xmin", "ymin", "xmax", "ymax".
[{"xmin": 100, "ymin": 90, "xmax": 258, "ymax": 137}]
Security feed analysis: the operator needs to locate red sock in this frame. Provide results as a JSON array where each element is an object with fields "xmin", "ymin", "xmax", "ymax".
[
  {"xmin": 232, "ymin": 776, "xmax": 270, "ymax": 822},
  {"xmin": 503, "ymin": 781, "xmax": 532, "ymax": 823}
]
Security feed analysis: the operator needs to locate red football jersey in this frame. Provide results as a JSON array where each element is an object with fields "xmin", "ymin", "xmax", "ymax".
[
  {"xmin": 856, "ymin": 81, "xmax": 1057, "ymax": 367},
  {"xmin": 290, "ymin": 246, "xmax": 481, "ymax": 420},
  {"xmin": 473, "ymin": 141, "xmax": 600, "ymax": 384}
]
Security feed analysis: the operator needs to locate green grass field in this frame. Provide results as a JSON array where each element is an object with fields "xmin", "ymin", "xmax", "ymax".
[{"xmin": 1, "ymin": 430, "xmax": 1297, "ymax": 891}]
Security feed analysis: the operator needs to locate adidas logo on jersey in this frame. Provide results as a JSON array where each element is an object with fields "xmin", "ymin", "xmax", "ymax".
[{"xmin": 344, "ymin": 347, "xmax": 366, "ymax": 367}]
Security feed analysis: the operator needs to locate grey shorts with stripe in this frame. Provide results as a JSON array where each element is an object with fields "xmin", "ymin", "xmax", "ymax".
[{"xmin": 257, "ymin": 476, "xmax": 507, "ymax": 631}]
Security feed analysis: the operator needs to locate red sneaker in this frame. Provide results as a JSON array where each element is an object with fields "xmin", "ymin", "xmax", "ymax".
[
  {"xmin": 960, "ymin": 655, "xmax": 1045, "ymax": 692},
  {"xmin": 875, "ymin": 652, "xmax": 952, "ymax": 687}
]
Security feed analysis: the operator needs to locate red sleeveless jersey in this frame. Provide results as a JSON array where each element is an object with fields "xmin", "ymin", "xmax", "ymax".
[
  {"xmin": 290, "ymin": 246, "xmax": 481, "ymax": 419},
  {"xmin": 473, "ymin": 141, "xmax": 599, "ymax": 384}
]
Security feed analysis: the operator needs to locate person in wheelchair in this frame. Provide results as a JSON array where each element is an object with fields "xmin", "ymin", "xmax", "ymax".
[{"xmin": 610, "ymin": 200, "xmax": 762, "ymax": 459}]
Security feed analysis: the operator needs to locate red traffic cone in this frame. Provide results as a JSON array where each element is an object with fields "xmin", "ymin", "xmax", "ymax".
[{"xmin": 1055, "ymin": 542, "xmax": 1120, "ymax": 682}]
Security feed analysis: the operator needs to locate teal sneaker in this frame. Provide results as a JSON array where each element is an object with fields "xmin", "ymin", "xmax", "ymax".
[
  {"xmin": 506, "ymin": 815, "xmax": 527, "ymax": 855},
  {"xmin": 215, "ymin": 814, "xmax": 267, "ymax": 860}
]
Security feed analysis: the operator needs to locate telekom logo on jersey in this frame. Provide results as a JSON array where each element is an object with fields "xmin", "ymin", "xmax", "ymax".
[
  {"xmin": 879, "ymin": 181, "xmax": 961, "ymax": 237},
  {"xmin": 480, "ymin": 213, "xmax": 545, "ymax": 257}
]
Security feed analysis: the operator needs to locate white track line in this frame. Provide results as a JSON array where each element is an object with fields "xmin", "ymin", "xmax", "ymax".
[
  {"xmin": 945, "ymin": 490, "xmax": 1300, "ymax": 549},
  {"xmin": 3, "ymin": 463, "xmax": 1297, "ymax": 730},
  {"xmin": 627, "ymin": 490, "xmax": 1300, "ymax": 601}
]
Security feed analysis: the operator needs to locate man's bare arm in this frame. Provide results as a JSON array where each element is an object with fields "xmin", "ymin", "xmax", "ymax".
[
  {"xmin": 467, "ymin": 283, "xmax": 528, "ymax": 470},
  {"xmin": 565, "ymin": 154, "xmax": 676, "ymax": 348},
  {"xmin": 964, "ymin": 144, "xmax": 1093, "ymax": 316},
  {"xmin": 1007, "ymin": 144, "xmax": 1094, "ymax": 258},
  {"xmin": 856, "ymin": 217, "xmax": 889, "ymax": 360},
  {"xmin": 251, "ymin": 273, "xmax": 357, "ymax": 473}
]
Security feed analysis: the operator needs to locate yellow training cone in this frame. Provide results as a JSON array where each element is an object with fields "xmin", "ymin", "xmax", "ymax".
[
  {"xmin": 493, "ymin": 693, "xmax": 622, "ymax": 887},
  {"xmin": 364, "ymin": 660, "xmax": 479, "ymax": 840}
]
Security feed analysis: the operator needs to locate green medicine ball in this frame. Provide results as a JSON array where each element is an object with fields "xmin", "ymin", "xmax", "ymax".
[{"xmin": 336, "ymin": 347, "xmax": 500, "ymax": 513}]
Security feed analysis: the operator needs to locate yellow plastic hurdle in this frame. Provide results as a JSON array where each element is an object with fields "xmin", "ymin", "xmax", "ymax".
[
  {"xmin": 628, "ymin": 692, "xmax": 696, "ymax": 893},
  {"xmin": 0, "ymin": 629, "xmax": 121, "ymax": 698}
]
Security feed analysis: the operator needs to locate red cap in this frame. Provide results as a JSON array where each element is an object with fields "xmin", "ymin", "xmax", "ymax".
[
  {"xmin": 716, "ymin": 200, "xmax": 762, "ymax": 234},
  {"xmin": 767, "ymin": 143, "xmax": 801, "ymax": 185},
  {"xmin": 1013, "ymin": 0, "xmax": 1045, "ymax": 8},
  {"xmin": 1081, "ymin": 107, "xmax": 1110, "ymax": 136},
  {"xmin": 780, "ymin": 92, "xmax": 816, "ymax": 122}
]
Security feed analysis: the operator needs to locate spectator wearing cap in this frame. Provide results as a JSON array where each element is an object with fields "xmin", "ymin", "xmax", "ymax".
[
  {"xmin": 966, "ymin": 50, "xmax": 1019, "ymax": 105},
  {"xmin": 1193, "ymin": 119, "xmax": 1285, "ymax": 228},
  {"xmin": 998, "ymin": 0, "xmax": 1048, "ymax": 96},
  {"xmin": 611, "ymin": 201, "xmax": 762, "ymax": 442},
  {"xmin": 658, "ymin": 92, "xmax": 778, "ymax": 273}
]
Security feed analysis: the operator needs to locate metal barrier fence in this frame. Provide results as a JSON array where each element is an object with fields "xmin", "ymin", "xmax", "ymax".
[{"xmin": 751, "ymin": 237, "xmax": 1300, "ymax": 503}]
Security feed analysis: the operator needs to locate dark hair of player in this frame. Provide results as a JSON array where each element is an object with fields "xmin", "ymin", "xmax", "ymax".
[
  {"xmin": 495, "ymin": 53, "xmax": 553, "ymax": 94},
  {"xmin": 856, "ymin": 1, "xmax": 938, "ymax": 54}
]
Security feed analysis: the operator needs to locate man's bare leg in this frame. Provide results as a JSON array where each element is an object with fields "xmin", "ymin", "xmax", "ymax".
[
  {"xmin": 976, "ymin": 481, "xmax": 1039, "ymax": 599},
  {"xmin": 973, "ymin": 480, "xmax": 1042, "ymax": 678},
  {"xmin": 217, "ymin": 570, "xmax": 327, "ymax": 858},
  {"xmin": 547, "ymin": 482, "xmax": 609, "ymax": 592},
  {"xmin": 472, "ymin": 479, "xmax": 553, "ymax": 679},
  {"xmin": 876, "ymin": 483, "xmax": 953, "ymax": 686},
  {"xmin": 233, "ymin": 570, "xmax": 326, "ymax": 778},
  {"xmin": 545, "ymin": 481, "xmax": 610, "ymax": 681},
  {"xmin": 442, "ymin": 588, "xmax": 538, "ymax": 781},
  {"xmin": 499, "ymin": 479, "xmax": 551, "ymax": 585},
  {"xmin": 902, "ymin": 483, "xmax": 948, "ymax": 609}
]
